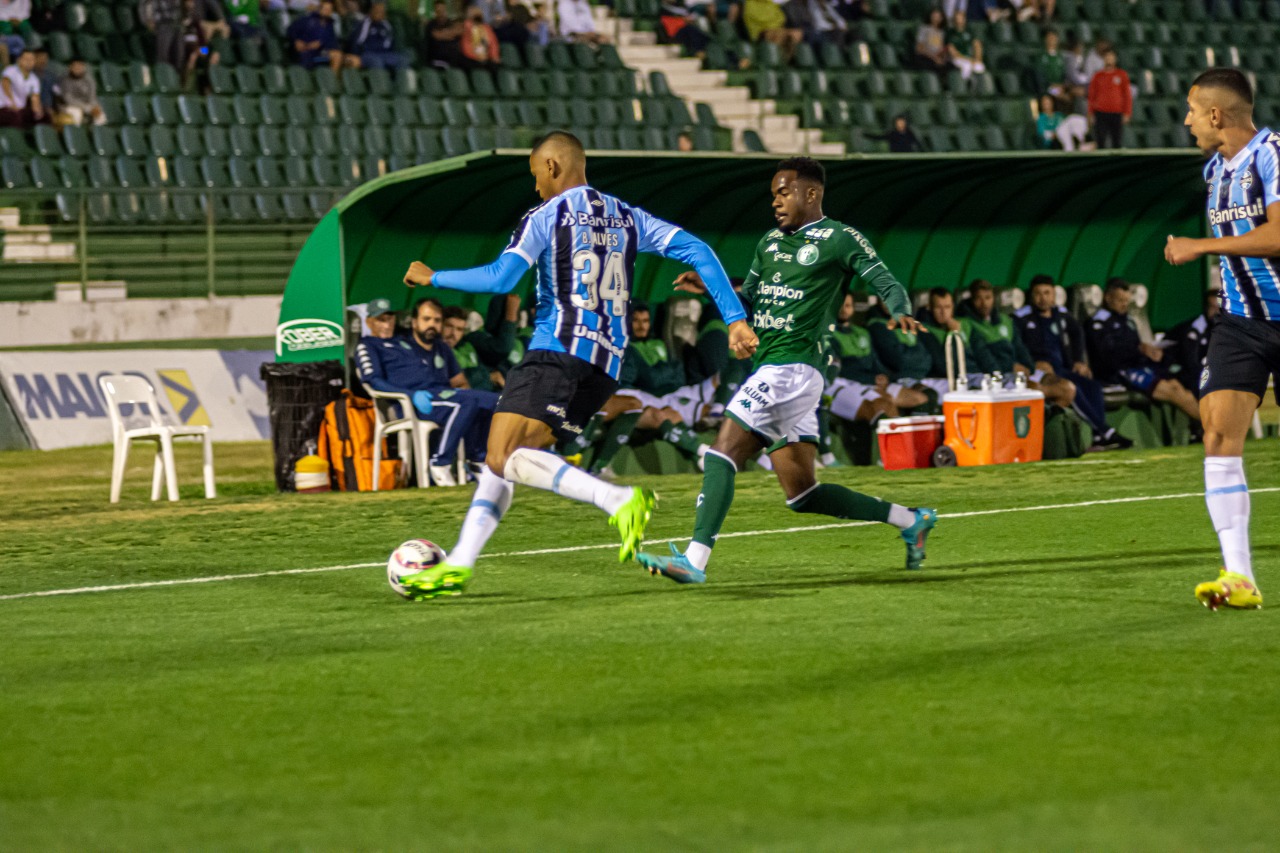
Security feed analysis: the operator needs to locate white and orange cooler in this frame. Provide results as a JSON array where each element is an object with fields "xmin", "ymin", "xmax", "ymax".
[{"xmin": 941, "ymin": 388, "xmax": 1044, "ymax": 466}]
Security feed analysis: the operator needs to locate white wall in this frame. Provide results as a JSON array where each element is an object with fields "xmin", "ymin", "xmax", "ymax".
[{"xmin": 0, "ymin": 296, "xmax": 283, "ymax": 348}]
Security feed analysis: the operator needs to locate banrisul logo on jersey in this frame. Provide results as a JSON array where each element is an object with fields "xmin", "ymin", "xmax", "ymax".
[{"xmin": 276, "ymin": 319, "xmax": 344, "ymax": 358}]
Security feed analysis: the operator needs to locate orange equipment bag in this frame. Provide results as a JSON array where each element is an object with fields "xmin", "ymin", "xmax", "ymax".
[{"xmin": 317, "ymin": 390, "xmax": 401, "ymax": 491}]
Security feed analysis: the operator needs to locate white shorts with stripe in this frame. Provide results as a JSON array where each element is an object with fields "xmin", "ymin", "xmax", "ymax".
[
  {"xmin": 725, "ymin": 363, "xmax": 822, "ymax": 448},
  {"xmin": 616, "ymin": 377, "xmax": 718, "ymax": 425}
]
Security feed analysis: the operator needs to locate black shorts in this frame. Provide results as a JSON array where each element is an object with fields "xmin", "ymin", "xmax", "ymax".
[
  {"xmin": 496, "ymin": 349, "xmax": 619, "ymax": 440},
  {"xmin": 1200, "ymin": 312, "xmax": 1280, "ymax": 399}
]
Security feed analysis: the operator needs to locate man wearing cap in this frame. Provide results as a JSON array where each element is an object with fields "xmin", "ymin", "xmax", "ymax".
[{"xmin": 355, "ymin": 297, "xmax": 499, "ymax": 486}]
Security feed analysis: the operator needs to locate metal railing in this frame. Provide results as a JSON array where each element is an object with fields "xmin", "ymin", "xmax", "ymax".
[{"xmin": 0, "ymin": 187, "xmax": 344, "ymax": 302}]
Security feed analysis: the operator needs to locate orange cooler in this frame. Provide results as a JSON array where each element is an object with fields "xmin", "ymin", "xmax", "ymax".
[{"xmin": 942, "ymin": 389, "xmax": 1045, "ymax": 466}]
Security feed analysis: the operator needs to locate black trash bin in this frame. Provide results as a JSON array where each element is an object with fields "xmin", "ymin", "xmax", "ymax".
[{"xmin": 260, "ymin": 360, "xmax": 345, "ymax": 492}]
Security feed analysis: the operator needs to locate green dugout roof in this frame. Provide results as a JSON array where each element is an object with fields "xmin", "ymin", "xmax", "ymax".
[{"xmin": 275, "ymin": 150, "xmax": 1208, "ymax": 363}]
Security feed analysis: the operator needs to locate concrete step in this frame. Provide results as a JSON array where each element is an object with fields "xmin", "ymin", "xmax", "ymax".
[
  {"xmin": 621, "ymin": 30, "xmax": 657, "ymax": 46},
  {"xmin": 0, "ymin": 226, "xmax": 53, "ymax": 244},
  {"xmin": 54, "ymin": 280, "xmax": 127, "ymax": 302},
  {"xmin": 0, "ymin": 208, "xmax": 19, "ymax": 229},
  {"xmin": 3, "ymin": 242, "xmax": 77, "ymax": 262},
  {"xmin": 809, "ymin": 141, "xmax": 848, "ymax": 156}
]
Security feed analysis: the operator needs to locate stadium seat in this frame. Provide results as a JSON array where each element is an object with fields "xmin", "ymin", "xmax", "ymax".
[
  {"xmin": 0, "ymin": 154, "xmax": 30, "ymax": 189},
  {"xmin": 122, "ymin": 93, "xmax": 151, "ymax": 125},
  {"xmin": 143, "ymin": 155, "xmax": 172, "ymax": 187},
  {"xmin": 366, "ymin": 69, "xmax": 393, "ymax": 97},
  {"xmin": 417, "ymin": 97, "xmax": 443, "ymax": 126},
  {"xmin": 414, "ymin": 128, "xmax": 441, "ymax": 161},
  {"xmin": 29, "ymin": 155, "xmax": 60, "ymax": 189},
  {"xmin": 260, "ymin": 95, "xmax": 288, "ymax": 126},
  {"xmin": 337, "ymin": 125, "xmax": 361, "ymax": 156},
  {"xmin": 311, "ymin": 126, "xmax": 337, "ymax": 156},
  {"xmin": 151, "ymin": 94, "xmax": 182, "ymax": 126},
  {"xmin": 232, "ymin": 94, "xmax": 263, "ymax": 126},
  {"xmin": 362, "ymin": 126, "xmax": 389, "ymax": 156},
  {"xmin": 206, "ymin": 96, "xmax": 235, "ymax": 126},
  {"xmin": 119, "ymin": 125, "xmax": 148, "ymax": 158},
  {"xmin": 234, "ymin": 66, "xmax": 262, "ymax": 95},
  {"xmin": 285, "ymin": 95, "xmax": 312, "ymax": 125},
  {"xmin": 286, "ymin": 65, "xmax": 316, "ymax": 96},
  {"xmin": 440, "ymin": 126, "xmax": 467, "ymax": 158},
  {"xmin": 367, "ymin": 97, "xmax": 392, "ymax": 126},
  {"xmin": 261, "ymin": 65, "xmax": 288, "ymax": 96},
  {"xmin": 312, "ymin": 94, "xmax": 338, "ymax": 125},
  {"xmin": 390, "ymin": 96, "xmax": 419, "ymax": 126},
  {"xmin": 285, "ymin": 126, "xmax": 312, "ymax": 158},
  {"xmin": 114, "ymin": 155, "xmax": 147, "ymax": 189},
  {"xmin": 91, "ymin": 126, "xmax": 121, "ymax": 158},
  {"xmin": 256, "ymin": 126, "xmax": 285, "ymax": 157},
  {"xmin": 202, "ymin": 125, "xmax": 230, "ymax": 158}
]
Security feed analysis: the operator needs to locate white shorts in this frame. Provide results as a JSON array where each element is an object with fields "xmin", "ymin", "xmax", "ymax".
[
  {"xmin": 826, "ymin": 377, "xmax": 882, "ymax": 421},
  {"xmin": 726, "ymin": 363, "xmax": 822, "ymax": 448},
  {"xmin": 616, "ymin": 377, "xmax": 718, "ymax": 425}
]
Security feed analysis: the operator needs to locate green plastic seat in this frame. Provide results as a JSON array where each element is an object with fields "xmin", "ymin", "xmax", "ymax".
[
  {"xmin": 227, "ymin": 155, "xmax": 255, "ymax": 188},
  {"xmin": 33, "ymin": 124, "xmax": 62, "ymax": 157},
  {"xmin": 310, "ymin": 126, "xmax": 337, "ymax": 156},
  {"xmin": 0, "ymin": 155, "xmax": 31, "ymax": 189},
  {"xmin": 365, "ymin": 68, "xmax": 392, "ymax": 97},
  {"xmin": 233, "ymin": 65, "xmax": 262, "ymax": 95},
  {"xmin": 367, "ymin": 96, "xmax": 392, "ymax": 126},
  {"xmin": 90, "ymin": 125, "xmax": 121, "ymax": 157},
  {"xmin": 285, "ymin": 95, "xmax": 312, "ymax": 125},
  {"xmin": 444, "ymin": 67, "xmax": 471, "ymax": 97},
  {"xmin": 122, "ymin": 93, "xmax": 151, "ymax": 125},
  {"xmin": 256, "ymin": 126, "xmax": 285, "ymax": 157},
  {"xmin": 286, "ymin": 66, "xmax": 316, "ymax": 96},
  {"xmin": 57, "ymin": 155, "xmax": 89, "ymax": 187},
  {"xmin": 172, "ymin": 156, "xmax": 203, "ymax": 188},
  {"xmin": 176, "ymin": 124, "xmax": 204, "ymax": 157},
  {"xmin": 418, "ymin": 68, "xmax": 446, "ymax": 98},
  {"xmin": 313, "ymin": 67, "xmax": 340, "ymax": 95},
  {"xmin": 260, "ymin": 95, "xmax": 287, "ymax": 125},
  {"xmin": 113, "ymin": 155, "xmax": 146, "ymax": 188},
  {"xmin": 29, "ymin": 155, "xmax": 60, "ymax": 189},
  {"xmin": 341, "ymin": 69, "xmax": 368, "ymax": 96},
  {"xmin": 144, "ymin": 155, "xmax": 173, "ymax": 187},
  {"xmin": 151, "ymin": 94, "xmax": 181, "ymax": 125},
  {"xmin": 395, "ymin": 67, "xmax": 419, "ymax": 96},
  {"xmin": 207, "ymin": 64, "xmax": 234, "ymax": 95},
  {"xmin": 206, "ymin": 95, "xmax": 235, "ymax": 126},
  {"xmin": 547, "ymin": 41, "xmax": 573, "ymax": 70},
  {"xmin": 229, "ymin": 125, "xmax": 254, "ymax": 157},
  {"xmin": 199, "ymin": 155, "xmax": 232, "ymax": 188},
  {"xmin": 261, "ymin": 65, "xmax": 288, "ymax": 96},
  {"xmin": 202, "ymin": 125, "xmax": 230, "ymax": 157},
  {"xmin": 312, "ymin": 94, "xmax": 338, "ymax": 125},
  {"xmin": 337, "ymin": 125, "xmax": 361, "ymax": 155},
  {"xmin": 177, "ymin": 94, "xmax": 206, "ymax": 125},
  {"xmin": 232, "ymin": 94, "xmax": 262, "ymax": 126},
  {"xmin": 285, "ymin": 126, "xmax": 312, "ymax": 157},
  {"xmin": 119, "ymin": 124, "xmax": 148, "ymax": 157},
  {"xmin": 390, "ymin": 126, "xmax": 415, "ymax": 156},
  {"xmin": 98, "ymin": 61, "xmax": 128, "ymax": 94},
  {"xmin": 390, "ymin": 96, "xmax": 419, "ymax": 126},
  {"xmin": 413, "ymin": 128, "xmax": 441, "ymax": 161},
  {"xmin": 440, "ymin": 126, "xmax": 467, "ymax": 157}
]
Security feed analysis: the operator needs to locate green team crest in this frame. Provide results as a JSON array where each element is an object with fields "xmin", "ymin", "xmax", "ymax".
[
  {"xmin": 797, "ymin": 244, "xmax": 820, "ymax": 266},
  {"xmin": 1013, "ymin": 406, "xmax": 1032, "ymax": 439}
]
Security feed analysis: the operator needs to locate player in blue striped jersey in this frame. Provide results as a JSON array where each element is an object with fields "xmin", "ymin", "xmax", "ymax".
[
  {"xmin": 1165, "ymin": 68, "xmax": 1279, "ymax": 609},
  {"xmin": 394, "ymin": 131, "xmax": 757, "ymax": 599}
]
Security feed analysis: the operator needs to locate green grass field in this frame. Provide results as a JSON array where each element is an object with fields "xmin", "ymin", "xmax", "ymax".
[{"xmin": 3, "ymin": 442, "xmax": 1279, "ymax": 850}]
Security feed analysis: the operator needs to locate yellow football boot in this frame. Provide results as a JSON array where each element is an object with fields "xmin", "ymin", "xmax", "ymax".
[{"xmin": 1195, "ymin": 569, "xmax": 1263, "ymax": 611}]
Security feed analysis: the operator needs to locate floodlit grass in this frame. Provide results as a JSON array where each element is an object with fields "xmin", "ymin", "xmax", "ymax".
[{"xmin": 2, "ymin": 442, "xmax": 1279, "ymax": 850}]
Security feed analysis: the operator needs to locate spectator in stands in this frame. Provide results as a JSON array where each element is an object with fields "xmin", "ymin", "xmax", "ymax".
[
  {"xmin": 959, "ymin": 279, "xmax": 1077, "ymax": 408},
  {"xmin": 181, "ymin": 0, "xmax": 220, "ymax": 86},
  {"xmin": 356, "ymin": 297, "xmax": 499, "ymax": 487},
  {"xmin": 224, "ymin": 0, "xmax": 263, "ymax": 39},
  {"xmin": 1086, "ymin": 278, "xmax": 1202, "ymax": 421},
  {"xmin": 945, "ymin": 10, "xmax": 984, "ymax": 83},
  {"xmin": 1035, "ymin": 94, "xmax": 1062, "ymax": 149},
  {"xmin": 1014, "ymin": 273, "xmax": 1130, "ymax": 449},
  {"xmin": 870, "ymin": 113, "xmax": 924, "ymax": 153},
  {"xmin": 1167, "ymin": 291, "xmax": 1219, "ymax": 397},
  {"xmin": 345, "ymin": 2, "xmax": 405, "ymax": 70},
  {"xmin": 497, "ymin": 3, "xmax": 550, "ymax": 47},
  {"xmin": 787, "ymin": 0, "xmax": 850, "ymax": 48},
  {"xmin": 743, "ymin": 0, "xmax": 802, "ymax": 64},
  {"xmin": 869, "ymin": 300, "xmax": 948, "ymax": 407},
  {"xmin": 54, "ymin": 57, "xmax": 106, "ymax": 126},
  {"xmin": 557, "ymin": 0, "xmax": 609, "ymax": 44},
  {"xmin": 677, "ymin": 129, "xmax": 694, "ymax": 151},
  {"xmin": 659, "ymin": 0, "xmax": 712, "ymax": 58},
  {"xmin": 1087, "ymin": 48, "xmax": 1130, "ymax": 149},
  {"xmin": 459, "ymin": 3, "xmax": 501, "ymax": 68},
  {"xmin": 475, "ymin": 0, "xmax": 509, "ymax": 26},
  {"xmin": 286, "ymin": 0, "xmax": 342, "ymax": 71},
  {"xmin": 1061, "ymin": 33, "xmax": 1089, "ymax": 107},
  {"xmin": 442, "ymin": 307, "xmax": 499, "ymax": 392},
  {"xmin": 191, "ymin": 0, "xmax": 231, "ymax": 43},
  {"xmin": 1030, "ymin": 29, "xmax": 1064, "ymax": 98},
  {"xmin": 0, "ymin": 49, "xmax": 43, "ymax": 127},
  {"xmin": 426, "ymin": 0, "xmax": 466, "ymax": 66},
  {"xmin": 913, "ymin": 8, "xmax": 951, "ymax": 79},
  {"xmin": 921, "ymin": 287, "xmax": 996, "ymax": 377},
  {"xmin": 143, "ymin": 0, "xmax": 187, "ymax": 72},
  {"xmin": 30, "ymin": 44, "xmax": 50, "ymax": 111},
  {"xmin": 0, "ymin": 0, "xmax": 32, "ymax": 68},
  {"xmin": 1082, "ymin": 36, "xmax": 1109, "ymax": 80}
]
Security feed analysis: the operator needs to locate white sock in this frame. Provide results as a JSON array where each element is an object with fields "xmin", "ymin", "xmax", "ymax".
[
  {"xmin": 1205, "ymin": 456, "xmax": 1254, "ymax": 582},
  {"xmin": 504, "ymin": 447, "xmax": 632, "ymax": 515},
  {"xmin": 446, "ymin": 468, "xmax": 514, "ymax": 569},
  {"xmin": 685, "ymin": 541, "xmax": 712, "ymax": 571},
  {"xmin": 819, "ymin": 452, "xmax": 837, "ymax": 467},
  {"xmin": 757, "ymin": 453, "xmax": 773, "ymax": 471},
  {"xmin": 697, "ymin": 444, "xmax": 709, "ymax": 459},
  {"xmin": 887, "ymin": 504, "xmax": 915, "ymax": 530}
]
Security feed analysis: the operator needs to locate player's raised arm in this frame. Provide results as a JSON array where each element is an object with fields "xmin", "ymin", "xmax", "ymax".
[
  {"xmin": 405, "ymin": 203, "xmax": 550, "ymax": 293},
  {"xmin": 845, "ymin": 228, "xmax": 920, "ymax": 333}
]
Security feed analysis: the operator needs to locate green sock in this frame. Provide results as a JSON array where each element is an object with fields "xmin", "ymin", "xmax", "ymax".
[
  {"xmin": 591, "ymin": 411, "xmax": 641, "ymax": 472},
  {"xmin": 562, "ymin": 413, "xmax": 605, "ymax": 456},
  {"xmin": 691, "ymin": 451, "xmax": 737, "ymax": 548},
  {"xmin": 788, "ymin": 483, "xmax": 890, "ymax": 522},
  {"xmin": 659, "ymin": 420, "xmax": 705, "ymax": 456},
  {"xmin": 817, "ymin": 408, "xmax": 833, "ymax": 456}
]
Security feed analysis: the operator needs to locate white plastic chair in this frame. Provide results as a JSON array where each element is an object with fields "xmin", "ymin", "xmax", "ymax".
[
  {"xmin": 99, "ymin": 374, "xmax": 215, "ymax": 503},
  {"xmin": 363, "ymin": 385, "xmax": 468, "ymax": 489}
]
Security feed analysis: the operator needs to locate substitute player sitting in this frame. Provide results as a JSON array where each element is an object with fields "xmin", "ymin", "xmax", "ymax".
[
  {"xmin": 637, "ymin": 157, "xmax": 939, "ymax": 584},
  {"xmin": 1165, "ymin": 68, "xmax": 1280, "ymax": 610},
  {"xmin": 395, "ymin": 131, "xmax": 755, "ymax": 599}
]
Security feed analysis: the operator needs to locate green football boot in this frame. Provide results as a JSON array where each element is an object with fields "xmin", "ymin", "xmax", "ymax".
[
  {"xmin": 608, "ymin": 487, "xmax": 657, "ymax": 562},
  {"xmin": 399, "ymin": 563, "xmax": 473, "ymax": 600}
]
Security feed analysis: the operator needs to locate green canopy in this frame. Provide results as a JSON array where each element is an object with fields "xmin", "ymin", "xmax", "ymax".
[{"xmin": 274, "ymin": 150, "xmax": 1208, "ymax": 363}]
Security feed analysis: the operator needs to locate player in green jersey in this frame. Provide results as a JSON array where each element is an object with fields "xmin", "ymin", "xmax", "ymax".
[{"xmin": 636, "ymin": 157, "xmax": 939, "ymax": 583}]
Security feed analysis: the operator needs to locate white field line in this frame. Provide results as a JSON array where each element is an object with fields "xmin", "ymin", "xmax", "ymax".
[{"xmin": 3, "ymin": 487, "xmax": 1278, "ymax": 602}]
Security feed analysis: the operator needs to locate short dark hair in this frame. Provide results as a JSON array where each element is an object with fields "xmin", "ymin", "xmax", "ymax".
[
  {"xmin": 1105, "ymin": 276, "xmax": 1130, "ymax": 293},
  {"xmin": 1029, "ymin": 274, "xmax": 1055, "ymax": 289},
  {"xmin": 928, "ymin": 286, "xmax": 952, "ymax": 302},
  {"xmin": 775, "ymin": 156, "xmax": 825, "ymax": 186},
  {"xmin": 413, "ymin": 297, "xmax": 444, "ymax": 318},
  {"xmin": 630, "ymin": 301, "xmax": 651, "ymax": 316},
  {"xmin": 968, "ymin": 279, "xmax": 994, "ymax": 294},
  {"xmin": 442, "ymin": 305, "xmax": 468, "ymax": 322},
  {"xmin": 531, "ymin": 130, "xmax": 584, "ymax": 154},
  {"xmin": 1191, "ymin": 67, "xmax": 1254, "ymax": 106}
]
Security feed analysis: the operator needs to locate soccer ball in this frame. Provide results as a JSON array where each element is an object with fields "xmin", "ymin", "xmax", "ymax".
[{"xmin": 387, "ymin": 538, "xmax": 446, "ymax": 598}]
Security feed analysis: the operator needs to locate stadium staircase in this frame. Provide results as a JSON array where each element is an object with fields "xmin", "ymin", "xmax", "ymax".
[{"xmin": 599, "ymin": 6, "xmax": 843, "ymax": 154}]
